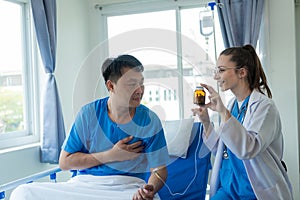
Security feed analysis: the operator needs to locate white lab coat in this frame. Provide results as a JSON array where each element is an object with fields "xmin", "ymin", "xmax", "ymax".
[{"xmin": 204, "ymin": 90, "xmax": 294, "ymax": 200}]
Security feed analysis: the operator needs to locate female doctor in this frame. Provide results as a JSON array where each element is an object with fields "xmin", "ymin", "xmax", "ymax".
[{"xmin": 192, "ymin": 44, "xmax": 293, "ymax": 200}]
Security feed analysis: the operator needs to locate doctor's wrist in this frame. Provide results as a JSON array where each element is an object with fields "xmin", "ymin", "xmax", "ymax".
[{"xmin": 220, "ymin": 109, "xmax": 231, "ymax": 122}]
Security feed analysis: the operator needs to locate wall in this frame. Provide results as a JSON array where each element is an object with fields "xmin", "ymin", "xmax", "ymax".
[
  {"xmin": 297, "ymin": 0, "xmax": 300, "ymax": 170},
  {"xmin": 56, "ymin": 0, "xmax": 91, "ymax": 128},
  {"xmin": 267, "ymin": 0, "xmax": 299, "ymax": 199},
  {"xmin": 296, "ymin": 1, "xmax": 300, "ymax": 198},
  {"xmin": 0, "ymin": 146, "xmax": 52, "ymax": 197}
]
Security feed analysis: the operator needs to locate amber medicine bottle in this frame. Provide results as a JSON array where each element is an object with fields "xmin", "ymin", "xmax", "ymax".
[{"xmin": 193, "ymin": 86, "xmax": 206, "ymax": 105}]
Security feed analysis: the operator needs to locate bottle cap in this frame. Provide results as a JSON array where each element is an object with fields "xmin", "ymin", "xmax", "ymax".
[{"xmin": 196, "ymin": 85, "xmax": 204, "ymax": 89}]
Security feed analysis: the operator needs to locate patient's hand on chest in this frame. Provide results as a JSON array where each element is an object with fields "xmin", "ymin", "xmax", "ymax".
[{"xmin": 108, "ymin": 135, "xmax": 144, "ymax": 162}]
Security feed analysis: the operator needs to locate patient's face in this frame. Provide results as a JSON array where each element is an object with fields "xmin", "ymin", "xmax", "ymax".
[{"xmin": 114, "ymin": 67, "xmax": 144, "ymax": 108}]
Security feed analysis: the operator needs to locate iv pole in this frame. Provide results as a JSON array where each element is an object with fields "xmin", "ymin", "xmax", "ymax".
[
  {"xmin": 207, "ymin": 2, "xmax": 218, "ymax": 62},
  {"xmin": 206, "ymin": 1, "xmax": 223, "ymax": 125}
]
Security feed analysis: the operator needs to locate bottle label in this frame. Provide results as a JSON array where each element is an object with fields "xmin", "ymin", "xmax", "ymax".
[{"xmin": 193, "ymin": 89, "xmax": 205, "ymax": 105}]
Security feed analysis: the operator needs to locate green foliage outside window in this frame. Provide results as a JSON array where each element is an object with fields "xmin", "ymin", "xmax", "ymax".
[{"xmin": 0, "ymin": 87, "xmax": 24, "ymax": 133}]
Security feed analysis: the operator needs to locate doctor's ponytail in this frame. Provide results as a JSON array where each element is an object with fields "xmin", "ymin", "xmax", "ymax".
[{"xmin": 242, "ymin": 45, "xmax": 272, "ymax": 98}]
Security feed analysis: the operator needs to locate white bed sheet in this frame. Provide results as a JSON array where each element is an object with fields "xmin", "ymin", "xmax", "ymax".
[{"xmin": 10, "ymin": 175, "xmax": 160, "ymax": 200}]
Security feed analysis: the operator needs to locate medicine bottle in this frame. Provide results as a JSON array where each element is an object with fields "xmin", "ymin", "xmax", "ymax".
[{"xmin": 193, "ymin": 86, "xmax": 206, "ymax": 105}]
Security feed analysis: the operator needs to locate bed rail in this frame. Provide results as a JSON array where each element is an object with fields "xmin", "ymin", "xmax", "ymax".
[{"xmin": 0, "ymin": 167, "xmax": 61, "ymax": 200}]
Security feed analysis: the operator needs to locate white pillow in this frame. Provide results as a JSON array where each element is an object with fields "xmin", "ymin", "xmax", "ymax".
[{"xmin": 162, "ymin": 118, "xmax": 194, "ymax": 158}]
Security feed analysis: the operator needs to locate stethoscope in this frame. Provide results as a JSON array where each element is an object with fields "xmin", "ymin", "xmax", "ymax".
[{"xmin": 223, "ymin": 99, "xmax": 249, "ymax": 159}]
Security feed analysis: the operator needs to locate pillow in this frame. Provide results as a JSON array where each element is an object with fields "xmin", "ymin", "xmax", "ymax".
[{"xmin": 162, "ymin": 118, "xmax": 194, "ymax": 158}]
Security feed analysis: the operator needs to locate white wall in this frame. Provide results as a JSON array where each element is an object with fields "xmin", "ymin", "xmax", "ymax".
[
  {"xmin": 56, "ymin": 0, "xmax": 91, "ymax": 128},
  {"xmin": 0, "ymin": 146, "xmax": 52, "ymax": 196},
  {"xmin": 0, "ymin": 0, "xmax": 299, "ymax": 199},
  {"xmin": 267, "ymin": 0, "xmax": 299, "ymax": 199},
  {"xmin": 296, "ymin": 1, "xmax": 300, "ymax": 198},
  {"xmin": 297, "ymin": 0, "xmax": 300, "ymax": 177}
]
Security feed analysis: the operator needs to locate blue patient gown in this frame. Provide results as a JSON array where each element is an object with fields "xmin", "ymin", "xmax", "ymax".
[
  {"xmin": 62, "ymin": 97, "xmax": 169, "ymax": 180},
  {"xmin": 212, "ymin": 96, "xmax": 256, "ymax": 200}
]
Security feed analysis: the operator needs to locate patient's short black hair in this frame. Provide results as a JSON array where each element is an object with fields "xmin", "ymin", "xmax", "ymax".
[{"xmin": 102, "ymin": 55, "xmax": 144, "ymax": 83}]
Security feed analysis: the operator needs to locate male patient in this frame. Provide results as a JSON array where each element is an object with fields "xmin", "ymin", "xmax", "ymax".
[
  {"xmin": 59, "ymin": 54, "xmax": 168, "ymax": 200},
  {"xmin": 10, "ymin": 55, "xmax": 168, "ymax": 200}
]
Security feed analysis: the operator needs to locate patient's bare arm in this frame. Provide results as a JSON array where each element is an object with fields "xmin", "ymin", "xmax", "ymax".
[
  {"xmin": 132, "ymin": 165, "xmax": 168, "ymax": 200},
  {"xmin": 59, "ymin": 136, "xmax": 144, "ymax": 171}
]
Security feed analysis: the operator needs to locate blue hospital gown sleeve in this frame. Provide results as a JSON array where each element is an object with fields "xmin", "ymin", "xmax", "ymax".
[
  {"xmin": 146, "ymin": 127, "xmax": 169, "ymax": 169},
  {"xmin": 62, "ymin": 106, "xmax": 89, "ymax": 154}
]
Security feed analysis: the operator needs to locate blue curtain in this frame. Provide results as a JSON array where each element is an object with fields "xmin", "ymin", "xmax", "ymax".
[
  {"xmin": 216, "ymin": 0, "xmax": 265, "ymax": 48},
  {"xmin": 31, "ymin": 0, "xmax": 65, "ymax": 164}
]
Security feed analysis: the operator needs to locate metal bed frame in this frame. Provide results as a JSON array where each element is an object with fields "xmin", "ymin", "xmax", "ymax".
[{"xmin": 0, "ymin": 167, "xmax": 61, "ymax": 200}]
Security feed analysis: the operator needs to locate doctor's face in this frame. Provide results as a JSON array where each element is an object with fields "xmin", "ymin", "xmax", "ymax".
[
  {"xmin": 214, "ymin": 55, "xmax": 240, "ymax": 92},
  {"xmin": 113, "ymin": 67, "xmax": 144, "ymax": 108}
]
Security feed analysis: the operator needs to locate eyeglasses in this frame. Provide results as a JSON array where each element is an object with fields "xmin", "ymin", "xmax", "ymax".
[{"xmin": 213, "ymin": 66, "xmax": 238, "ymax": 75}]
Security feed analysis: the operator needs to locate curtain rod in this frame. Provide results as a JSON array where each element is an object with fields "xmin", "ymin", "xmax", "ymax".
[{"xmin": 94, "ymin": 1, "xmax": 223, "ymax": 11}]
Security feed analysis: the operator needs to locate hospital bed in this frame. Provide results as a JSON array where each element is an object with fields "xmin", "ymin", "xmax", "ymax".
[{"xmin": 0, "ymin": 122, "xmax": 211, "ymax": 200}]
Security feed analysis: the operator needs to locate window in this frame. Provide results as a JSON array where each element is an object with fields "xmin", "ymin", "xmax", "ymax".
[
  {"xmin": 100, "ymin": 1, "xmax": 225, "ymax": 121},
  {"xmin": 0, "ymin": 0, "xmax": 40, "ymax": 150}
]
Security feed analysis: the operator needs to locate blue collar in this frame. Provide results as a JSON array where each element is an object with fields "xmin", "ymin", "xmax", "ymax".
[{"xmin": 231, "ymin": 95, "xmax": 250, "ymax": 123}]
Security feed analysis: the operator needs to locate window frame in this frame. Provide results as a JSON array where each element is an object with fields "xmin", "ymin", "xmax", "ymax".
[
  {"xmin": 98, "ymin": 0, "xmax": 220, "ymax": 119},
  {"xmin": 0, "ymin": 0, "xmax": 40, "ymax": 151}
]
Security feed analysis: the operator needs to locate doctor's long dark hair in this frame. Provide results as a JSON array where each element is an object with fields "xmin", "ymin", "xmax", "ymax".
[{"xmin": 220, "ymin": 44, "xmax": 272, "ymax": 98}]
